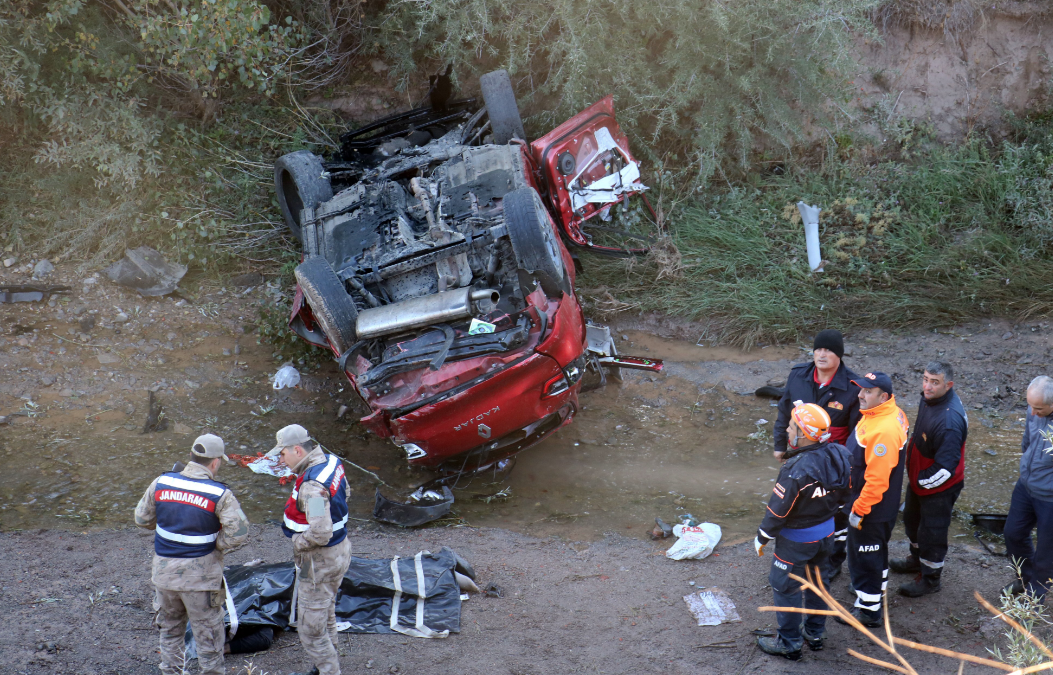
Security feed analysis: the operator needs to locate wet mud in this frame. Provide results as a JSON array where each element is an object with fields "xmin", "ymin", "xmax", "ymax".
[{"xmin": 0, "ymin": 273, "xmax": 1048, "ymax": 547}]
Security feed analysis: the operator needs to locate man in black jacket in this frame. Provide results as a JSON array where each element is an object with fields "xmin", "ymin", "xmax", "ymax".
[
  {"xmin": 774, "ymin": 329, "xmax": 862, "ymax": 578},
  {"xmin": 891, "ymin": 361, "xmax": 968, "ymax": 597},
  {"xmin": 755, "ymin": 403, "xmax": 853, "ymax": 661}
]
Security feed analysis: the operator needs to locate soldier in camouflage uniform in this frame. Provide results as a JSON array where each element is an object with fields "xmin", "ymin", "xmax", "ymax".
[
  {"xmin": 270, "ymin": 424, "xmax": 352, "ymax": 675},
  {"xmin": 135, "ymin": 434, "xmax": 250, "ymax": 675}
]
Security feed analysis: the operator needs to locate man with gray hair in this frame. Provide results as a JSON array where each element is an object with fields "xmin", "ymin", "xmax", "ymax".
[
  {"xmin": 890, "ymin": 361, "xmax": 968, "ymax": 597},
  {"xmin": 1003, "ymin": 375, "xmax": 1053, "ymax": 599}
]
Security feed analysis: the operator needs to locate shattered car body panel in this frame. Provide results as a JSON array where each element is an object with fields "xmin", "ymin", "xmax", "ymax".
[
  {"xmin": 530, "ymin": 97, "xmax": 651, "ymax": 255},
  {"xmin": 277, "ymin": 71, "xmax": 656, "ymax": 473}
]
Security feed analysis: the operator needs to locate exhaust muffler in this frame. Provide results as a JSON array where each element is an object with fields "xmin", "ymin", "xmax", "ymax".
[{"xmin": 355, "ymin": 287, "xmax": 499, "ymax": 340}]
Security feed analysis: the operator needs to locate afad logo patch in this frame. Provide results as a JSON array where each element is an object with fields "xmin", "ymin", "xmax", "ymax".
[
  {"xmin": 827, "ymin": 401, "xmax": 843, "ymax": 411},
  {"xmin": 873, "ymin": 443, "xmax": 888, "ymax": 457}
]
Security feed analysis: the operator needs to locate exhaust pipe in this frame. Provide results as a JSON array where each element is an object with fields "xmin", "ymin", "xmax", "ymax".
[{"xmin": 355, "ymin": 288, "xmax": 500, "ymax": 340}]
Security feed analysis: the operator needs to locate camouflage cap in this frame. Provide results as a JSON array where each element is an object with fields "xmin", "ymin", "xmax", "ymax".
[
  {"xmin": 191, "ymin": 433, "xmax": 228, "ymax": 461},
  {"xmin": 266, "ymin": 424, "xmax": 311, "ymax": 457}
]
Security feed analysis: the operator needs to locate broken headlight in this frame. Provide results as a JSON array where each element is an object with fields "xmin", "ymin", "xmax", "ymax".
[{"xmin": 543, "ymin": 355, "xmax": 587, "ymax": 398}]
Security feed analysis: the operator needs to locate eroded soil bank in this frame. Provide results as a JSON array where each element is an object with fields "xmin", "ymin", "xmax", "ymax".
[{"xmin": 1, "ymin": 263, "xmax": 1049, "ymax": 673}]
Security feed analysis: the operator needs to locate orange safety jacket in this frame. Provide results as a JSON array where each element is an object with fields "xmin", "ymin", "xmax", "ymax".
[{"xmin": 848, "ymin": 395, "xmax": 909, "ymax": 522}]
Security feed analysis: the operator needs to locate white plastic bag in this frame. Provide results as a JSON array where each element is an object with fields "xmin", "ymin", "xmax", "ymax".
[
  {"xmin": 666, "ymin": 522, "xmax": 722, "ymax": 560},
  {"xmin": 272, "ymin": 364, "xmax": 300, "ymax": 390}
]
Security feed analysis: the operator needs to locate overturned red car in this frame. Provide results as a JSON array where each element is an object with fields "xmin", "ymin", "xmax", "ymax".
[{"xmin": 274, "ymin": 70, "xmax": 661, "ymax": 473}]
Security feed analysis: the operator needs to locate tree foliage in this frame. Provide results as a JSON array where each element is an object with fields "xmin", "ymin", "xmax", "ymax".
[{"xmin": 370, "ymin": 0, "xmax": 881, "ymax": 178}]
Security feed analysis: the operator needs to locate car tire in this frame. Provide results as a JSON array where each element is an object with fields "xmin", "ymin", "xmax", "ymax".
[
  {"xmin": 275, "ymin": 151, "xmax": 333, "ymax": 242},
  {"xmin": 294, "ymin": 257, "xmax": 358, "ymax": 354},
  {"xmin": 479, "ymin": 70, "xmax": 526, "ymax": 144},
  {"xmin": 503, "ymin": 187, "xmax": 565, "ymax": 284}
]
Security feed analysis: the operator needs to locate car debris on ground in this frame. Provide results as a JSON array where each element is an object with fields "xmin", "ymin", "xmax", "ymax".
[
  {"xmin": 104, "ymin": 247, "xmax": 187, "ymax": 297},
  {"xmin": 373, "ymin": 486, "xmax": 455, "ymax": 527},
  {"xmin": 0, "ymin": 282, "xmax": 71, "ymax": 303},
  {"xmin": 683, "ymin": 588, "xmax": 741, "ymax": 626}
]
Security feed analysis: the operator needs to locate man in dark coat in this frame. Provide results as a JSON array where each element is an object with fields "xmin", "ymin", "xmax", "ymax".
[
  {"xmin": 774, "ymin": 329, "xmax": 862, "ymax": 578},
  {"xmin": 755, "ymin": 403, "xmax": 853, "ymax": 661},
  {"xmin": 890, "ymin": 361, "xmax": 968, "ymax": 597}
]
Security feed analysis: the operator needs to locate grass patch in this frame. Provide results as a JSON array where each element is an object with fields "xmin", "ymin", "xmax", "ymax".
[{"xmin": 581, "ymin": 121, "xmax": 1053, "ymax": 345}]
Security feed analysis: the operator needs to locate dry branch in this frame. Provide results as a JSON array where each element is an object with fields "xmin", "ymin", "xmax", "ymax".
[
  {"xmin": 847, "ymin": 649, "xmax": 912, "ymax": 674},
  {"xmin": 891, "ymin": 637, "xmax": 1014, "ymax": 671},
  {"xmin": 759, "ymin": 567, "xmax": 1053, "ymax": 673}
]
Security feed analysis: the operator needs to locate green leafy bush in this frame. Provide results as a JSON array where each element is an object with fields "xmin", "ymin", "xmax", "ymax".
[{"xmin": 371, "ymin": 0, "xmax": 880, "ymax": 177}]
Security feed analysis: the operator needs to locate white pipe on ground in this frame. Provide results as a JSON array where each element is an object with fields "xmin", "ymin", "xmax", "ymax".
[{"xmin": 796, "ymin": 201, "xmax": 823, "ymax": 272}]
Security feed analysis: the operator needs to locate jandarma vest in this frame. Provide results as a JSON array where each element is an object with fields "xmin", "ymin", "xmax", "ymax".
[
  {"xmin": 281, "ymin": 453, "xmax": 348, "ymax": 547},
  {"xmin": 153, "ymin": 472, "xmax": 227, "ymax": 558}
]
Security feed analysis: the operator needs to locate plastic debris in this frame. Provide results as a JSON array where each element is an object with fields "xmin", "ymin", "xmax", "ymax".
[
  {"xmin": 272, "ymin": 364, "xmax": 300, "ymax": 390},
  {"xmin": 650, "ymin": 517, "xmax": 674, "ymax": 540},
  {"xmin": 468, "ymin": 318, "xmax": 497, "ymax": 335},
  {"xmin": 245, "ymin": 454, "xmax": 295, "ymax": 481},
  {"xmin": 104, "ymin": 247, "xmax": 188, "ymax": 296},
  {"xmin": 374, "ymin": 487, "xmax": 454, "ymax": 527},
  {"xmin": 666, "ymin": 522, "xmax": 722, "ymax": 560},
  {"xmin": 683, "ymin": 588, "xmax": 741, "ymax": 626}
]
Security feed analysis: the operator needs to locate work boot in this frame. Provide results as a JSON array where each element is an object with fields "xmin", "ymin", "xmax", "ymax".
[
  {"xmin": 898, "ymin": 571, "xmax": 941, "ymax": 598},
  {"xmin": 287, "ymin": 668, "xmax": 319, "ymax": 675},
  {"xmin": 889, "ymin": 553, "xmax": 921, "ymax": 574},
  {"xmin": 836, "ymin": 607, "xmax": 882, "ymax": 628},
  {"xmin": 825, "ymin": 566, "xmax": 842, "ymax": 585},
  {"xmin": 1003, "ymin": 579, "xmax": 1025, "ymax": 597},
  {"xmin": 801, "ymin": 624, "xmax": 825, "ymax": 651},
  {"xmin": 756, "ymin": 635, "xmax": 803, "ymax": 661}
]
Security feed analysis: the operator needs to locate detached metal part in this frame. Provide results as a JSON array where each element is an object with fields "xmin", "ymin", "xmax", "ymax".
[
  {"xmin": 0, "ymin": 283, "xmax": 71, "ymax": 303},
  {"xmin": 356, "ymin": 287, "xmax": 499, "ymax": 339},
  {"xmin": 585, "ymin": 323, "xmax": 663, "ymax": 373},
  {"xmin": 373, "ymin": 486, "xmax": 454, "ymax": 527},
  {"xmin": 104, "ymin": 247, "xmax": 187, "ymax": 297}
]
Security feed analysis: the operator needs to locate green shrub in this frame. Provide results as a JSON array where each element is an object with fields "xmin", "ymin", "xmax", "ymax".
[{"xmin": 370, "ymin": 0, "xmax": 881, "ymax": 178}]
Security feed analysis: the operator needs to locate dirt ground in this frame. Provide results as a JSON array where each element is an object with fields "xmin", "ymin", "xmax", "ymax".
[
  {"xmin": 0, "ymin": 525, "xmax": 1026, "ymax": 675},
  {"xmin": 1, "ymin": 260, "xmax": 1050, "ymax": 674}
]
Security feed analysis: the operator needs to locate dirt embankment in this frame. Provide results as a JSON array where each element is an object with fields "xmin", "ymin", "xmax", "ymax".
[{"xmin": 856, "ymin": 2, "xmax": 1053, "ymax": 139}]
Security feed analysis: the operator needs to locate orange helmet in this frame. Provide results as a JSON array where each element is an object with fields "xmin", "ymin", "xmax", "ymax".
[{"xmin": 791, "ymin": 403, "xmax": 832, "ymax": 443}]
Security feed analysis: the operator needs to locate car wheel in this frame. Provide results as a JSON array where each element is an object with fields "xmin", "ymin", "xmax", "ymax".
[
  {"xmin": 479, "ymin": 70, "xmax": 526, "ymax": 144},
  {"xmin": 274, "ymin": 151, "xmax": 333, "ymax": 242},
  {"xmin": 503, "ymin": 187, "xmax": 565, "ymax": 284},
  {"xmin": 294, "ymin": 257, "xmax": 358, "ymax": 354}
]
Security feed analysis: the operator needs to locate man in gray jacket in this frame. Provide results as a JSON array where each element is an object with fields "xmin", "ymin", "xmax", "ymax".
[{"xmin": 1003, "ymin": 375, "xmax": 1053, "ymax": 599}]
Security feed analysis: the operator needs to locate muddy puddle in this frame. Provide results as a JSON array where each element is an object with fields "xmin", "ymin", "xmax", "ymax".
[{"xmin": 0, "ymin": 319, "xmax": 1030, "ymax": 547}]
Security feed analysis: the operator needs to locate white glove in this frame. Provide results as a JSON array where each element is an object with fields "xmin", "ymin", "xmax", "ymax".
[
  {"xmin": 755, "ymin": 536, "xmax": 767, "ymax": 556},
  {"xmin": 849, "ymin": 511, "xmax": 863, "ymax": 530},
  {"xmin": 918, "ymin": 468, "xmax": 952, "ymax": 490}
]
